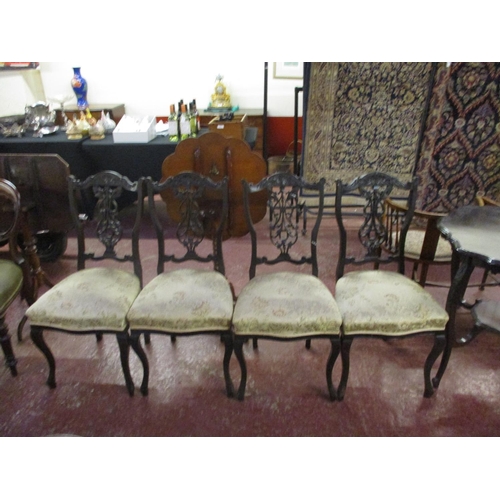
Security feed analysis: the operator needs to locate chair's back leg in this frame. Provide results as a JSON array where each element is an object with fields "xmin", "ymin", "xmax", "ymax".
[{"xmin": 0, "ymin": 314, "xmax": 18, "ymax": 376}]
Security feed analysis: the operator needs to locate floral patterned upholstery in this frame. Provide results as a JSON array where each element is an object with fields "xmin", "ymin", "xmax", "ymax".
[
  {"xmin": 26, "ymin": 268, "xmax": 141, "ymax": 332},
  {"xmin": 232, "ymin": 271, "xmax": 342, "ymax": 338},
  {"xmin": 405, "ymin": 229, "xmax": 452, "ymax": 261},
  {"xmin": 335, "ymin": 270, "xmax": 449, "ymax": 336},
  {"xmin": 127, "ymin": 268, "xmax": 234, "ymax": 333}
]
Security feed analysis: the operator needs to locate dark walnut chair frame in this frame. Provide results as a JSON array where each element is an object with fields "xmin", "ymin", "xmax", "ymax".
[
  {"xmin": 226, "ymin": 172, "xmax": 342, "ymax": 401},
  {"xmin": 0, "ymin": 179, "xmax": 33, "ymax": 376},
  {"xmin": 333, "ymin": 172, "xmax": 450, "ymax": 400},
  {"xmin": 127, "ymin": 173, "xmax": 235, "ymax": 397},
  {"xmin": 384, "ymin": 198, "xmax": 452, "ymax": 287},
  {"xmin": 25, "ymin": 171, "xmax": 144, "ymax": 395}
]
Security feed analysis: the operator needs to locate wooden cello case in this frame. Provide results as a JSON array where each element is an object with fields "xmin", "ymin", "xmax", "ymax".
[{"xmin": 161, "ymin": 132, "xmax": 267, "ymax": 237}]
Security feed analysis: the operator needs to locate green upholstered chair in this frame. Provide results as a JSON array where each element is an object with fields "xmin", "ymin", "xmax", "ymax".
[
  {"xmin": 227, "ymin": 172, "xmax": 342, "ymax": 400},
  {"xmin": 0, "ymin": 179, "xmax": 33, "ymax": 376},
  {"xmin": 25, "ymin": 171, "xmax": 145, "ymax": 395},
  {"xmin": 333, "ymin": 172, "xmax": 450, "ymax": 400},
  {"xmin": 127, "ymin": 173, "xmax": 235, "ymax": 397}
]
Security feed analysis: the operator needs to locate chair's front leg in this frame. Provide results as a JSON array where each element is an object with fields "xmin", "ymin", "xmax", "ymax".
[
  {"xmin": 337, "ymin": 336, "xmax": 353, "ymax": 401},
  {"xmin": 234, "ymin": 336, "xmax": 247, "ymax": 401},
  {"xmin": 326, "ymin": 337, "xmax": 341, "ymax": 401},
  {"xmin": 222, "ymin": 331, "xmax": 235, "ymax": 398},
  {"xmin": 116, "ymin": 331, "xmax": 134, "ymax": 396},
  {"xmin": 424, "ymin": 331, "xmax": 446, "ymax": 397},
  {"xmin": 130, "ymin": 330, "xmax": 150, "ymax": 396},
  {"xmin": 30, "ymin": 326, "xmax": 56, "ymax": 388},
  {"xmin": 17, "ymin": 315, "xmax": 28, "ymax": 342}
]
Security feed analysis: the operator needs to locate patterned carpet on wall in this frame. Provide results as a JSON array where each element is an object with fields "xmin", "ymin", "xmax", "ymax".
[
  {"xmin": 417, "ymin": 62, "xmax": 500, "ymax": 212},
  {"xmin": 302, "ymin": 62, "xmax": 435, "ymax": 192}
]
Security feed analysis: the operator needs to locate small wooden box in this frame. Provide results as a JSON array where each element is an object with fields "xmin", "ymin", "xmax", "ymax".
[{"xmin": 208, "ymin": 114, "xmax": 247, "ymax": 140}]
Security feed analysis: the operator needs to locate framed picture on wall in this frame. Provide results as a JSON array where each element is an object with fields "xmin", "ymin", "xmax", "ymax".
[
  {"xmin": 0, "ymin": 62, "xmax": 39, "ymax": 70},
  {"xmin": 273, "ymin": 62, "xmax": 303, "ymax": 79}
]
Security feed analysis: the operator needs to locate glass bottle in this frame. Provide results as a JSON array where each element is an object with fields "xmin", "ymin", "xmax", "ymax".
[
  {"xmin": 189, "ymin": 102, "xmax": 197, "ymax": 137},
  {"xmin": 192, "ymin": 99, "xmax": 201, "ymax": 132},
  {"xmin": 179, "ymin": 103, "xmax": 191, "ymax": 140},
  {"xmin": 168, "ymin": 104, "xmax": 179, "ymax": 142}
]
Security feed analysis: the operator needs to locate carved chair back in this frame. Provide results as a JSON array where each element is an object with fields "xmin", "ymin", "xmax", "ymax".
[
  {"xmin": 335, "ymin": 172, "xmax": 418, "ymax": 280},
  {"xmin": 242, "ymin": 172, "xmax": 326, "ymax": 279},
  {"xmin": 146, "ymin": 172, "xmax": 229, "ymax": 275},
  {"xmin": 68, "ymin": 170, "xmax": 144, "ymax": 283}
]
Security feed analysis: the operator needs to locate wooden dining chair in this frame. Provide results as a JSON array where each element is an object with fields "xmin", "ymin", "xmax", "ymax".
[
  {"xmin": 227, "ymin": 172, "xmax": 342, "ymax": 400},
  {"xmin": 476, "ymin": 195, "xmax": 500, "ymax": 290},
  {"xmin": 25, "ymin": 171, "xmax": 145, "ymax": 395},
  {"xmin": 0, "ymin": 179, "xmax": 33, "ymax": 376},
  {"xmin": 384, "ymin": 198, "xmax": 452, "ymax": 287},
  {"xmin": 127, "ymin": 172, "xmax": 235, "ymax": 397},
  {"xmin": 333, "ymin": 172, "xmax": 450, "ymax": 400}
]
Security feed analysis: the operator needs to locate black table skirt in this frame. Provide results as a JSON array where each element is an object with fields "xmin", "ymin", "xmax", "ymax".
[
  {"xmin": 0, "ymin": 131, "xmax": 91, "ymax": 179},
  {"xmin": 0, "ymin": 131, "xmax": 179, "ymax": 182},
  {"xmin": 81, "ymin": 134, "xmax": 177, "ymax": 182}
]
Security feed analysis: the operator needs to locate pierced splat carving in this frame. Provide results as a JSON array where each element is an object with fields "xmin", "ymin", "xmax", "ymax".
[
  {"xmin": 169, "ymin": 175, "xmax": 207, "ymax": 253},
  {"xmin": 335, "ymin": 172, "xmax": 418, "ymax": 279},
  {"xmin": 70, "ymin": 170, "xmax": 139, "ymax": 266},
  {"xmin": 93, "ymin": 182, "xmax": 123, "ymax": 255},
  {"xmin": 357, "ymin": 178, "xmax": 394, "ymax": 257},
  {"xmin": 243, "ymin": 172, "xmax": 325, "ymax": 278},
  {"xmin": 269, "ymin": 184, "xmax": 300, "ymax": 255}
]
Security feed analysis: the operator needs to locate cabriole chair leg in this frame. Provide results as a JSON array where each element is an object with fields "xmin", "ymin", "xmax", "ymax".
[
  {"xmin": 326, "ymin": 337, "xmax": 341, "ymax": 401},
  {"xmin": 222, "ymin": 332, "xmax": 235, "ymax": 398},
  {"xmin": 116, "ymin": 331, "xmax": 134, "ymax": 396},
  {"xmin": 337, "ymin": 336, "xmax": 353, "ymax": 401},
  {"xmin": 424, "ymin": 332, "xmax": 446, "ymax": 398},
  {"xmin": 130, "ymin": 331, "xmax": 149, "ymax": 396},
  {"xmin": 234, "ymin": 337, "xmax": 247, "ymax": 401},
  {"xmin": 30, "ymin": 326, "xmax": 56, "ymax": 388}
]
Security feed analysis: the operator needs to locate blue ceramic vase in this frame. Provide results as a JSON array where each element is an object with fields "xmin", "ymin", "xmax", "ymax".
[{"xmin": 71, "ymin": 67, "xmax": 88, "ymax": 110}]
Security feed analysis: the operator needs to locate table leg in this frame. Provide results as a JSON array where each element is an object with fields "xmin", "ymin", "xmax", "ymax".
[
  {"xmin": 434, "ymin": 254, "xmax": 475, "ymax": 386},
  {"xmin": 446, "ymin": 254, "xmax": 475, "ymax": 346}
]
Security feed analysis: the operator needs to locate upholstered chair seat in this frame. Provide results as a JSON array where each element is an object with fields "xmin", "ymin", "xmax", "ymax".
[
  {"xmin": 26, "ymin": 268, "xmax": 140, "ymax": 332},
  {"xmin": 384, "ymin": 199, "xmax": 451, "ymax": 287},
  {"xmin": 404, "ymin": 230, "xmax": 452, "ymax": 262},
  {"xmin": 127, "ymin": 268, "xmax": 233, "ymax": 334},
  {"xmin": 232, "ymin": 272, "xmax": 341, "ymax": 338},
  {"xmin": 335, "ymin": 270, "xmax": 449, "ymax": 336}
]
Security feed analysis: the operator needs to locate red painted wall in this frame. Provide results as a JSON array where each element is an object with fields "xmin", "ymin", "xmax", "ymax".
[{"xmin": 266, "ymin": 117, "xmax": 303, "ymax": 157}]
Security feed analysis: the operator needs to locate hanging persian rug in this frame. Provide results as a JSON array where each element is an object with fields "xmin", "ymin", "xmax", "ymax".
[
  {"xmin": 302, "ymin": 62, "xmax": 435, "ymax": 191},
  {"xmin": 416, "ymin": 62, "xmax": 500, "ymax": 211}
]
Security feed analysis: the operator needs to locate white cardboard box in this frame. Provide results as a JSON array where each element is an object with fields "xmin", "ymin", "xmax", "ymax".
[{"xmin": 112, "ymin": 115, "xmax": 157, "ymax": 143}]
